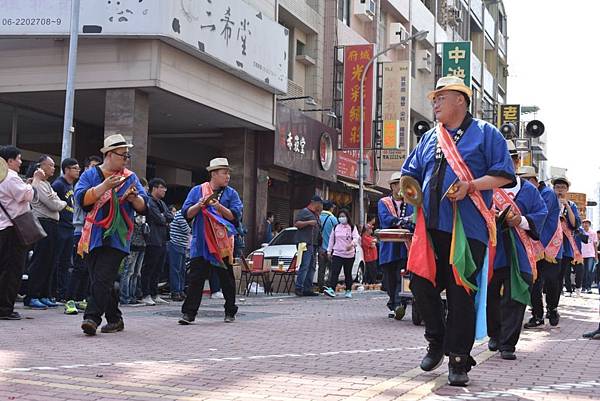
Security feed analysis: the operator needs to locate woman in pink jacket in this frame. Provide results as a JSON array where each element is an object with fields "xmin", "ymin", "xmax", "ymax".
[{"xmin": 324, "ymin": 209, "xmax": 360, "ymax": 298}]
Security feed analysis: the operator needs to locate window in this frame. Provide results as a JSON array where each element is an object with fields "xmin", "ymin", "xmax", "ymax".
[
  {"xmin": 296, "ymin": 40, "xmax": 305, "ymax": 56},
  {"xmin": 338, "ymin": 0, "xmax": 350, "ymax": 27}
]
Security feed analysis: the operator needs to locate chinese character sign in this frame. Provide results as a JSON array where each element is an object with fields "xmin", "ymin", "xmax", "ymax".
[
  {"xmin": 498, "ymin": 104, "xmax": 520, "ymax": 127},
  {"xmin": 381, "ymin": 61, "xmax": 410, "ymax": 150},
  {"xmin": 342, "ymin": 44, "xmax": 374, "ymax": 149},
  {"xmin": 442, "ymin": 42, "xmax": 471, "ymax": 87}
]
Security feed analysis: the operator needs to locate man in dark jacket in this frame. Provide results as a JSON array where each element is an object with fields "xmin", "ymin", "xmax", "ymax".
[{"xmin": 140, "ymin": 178, "xmax": 173, "ymax": 305}]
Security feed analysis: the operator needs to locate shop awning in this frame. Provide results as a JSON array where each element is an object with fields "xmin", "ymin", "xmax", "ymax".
[{"xmin": 338, "ymin": 180, "xmax": 383, "ymax": 196}]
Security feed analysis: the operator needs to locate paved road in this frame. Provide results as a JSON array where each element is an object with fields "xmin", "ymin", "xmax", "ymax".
[{"xmin": 1, "ymin": 291, "xmax": 599, "ymax": 401}]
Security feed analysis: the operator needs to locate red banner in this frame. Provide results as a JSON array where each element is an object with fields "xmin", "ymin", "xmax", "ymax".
[
  {"xmin": 342, "ymin": 44, "xmax": 374, "ymax": 149},
  {"xmin": 336, "ymin": 150, "xmax": 374, "ymax": 183}
]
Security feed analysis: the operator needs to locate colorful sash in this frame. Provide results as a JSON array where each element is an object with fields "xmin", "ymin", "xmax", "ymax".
[
  {"xmin": 77, "ymin": 168, "xmax": 134, "ymax": 256},
  {"xmin": 561, "ymin": 211, "xmax": 583, "ymax": 264},
  {"xmin": 492, "ymin": 188, "xmax": 541, "ymax": 281},
  {"xmin": 381, "ymin": 197, "xmax": 411, "ymax": 250},
  {"xmin": 543, "ymin": 220, "xmax": 563, "ymax": 263},
  {"xmin": 438, "ymin": 124, "xmax": 496, "ymax": 292},
  {"xmin": 200, "ymin": 182, "xmax": 235, "ymax": 268}
]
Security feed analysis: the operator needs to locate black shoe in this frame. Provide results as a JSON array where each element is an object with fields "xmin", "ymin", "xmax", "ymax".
[
  {"xmin": 224, "ymin": 315, "xmax": 235, "ymax": 323},
  {"xmin": 100, "ymin": 320, "xmax": 124, "ymax": 333},
  {"xmin": 394, "ymin": 305, "xmax": 406, "ymax": 321},
  {"xmin": 447, "ymin": 354, "xmax": 476, "ymax": 387},
  {"xmin": 501, "ymin": 350, "xmax": 516, "ymax": 360},
  {"xmin": 81, "ymin": 319, "xmax": 98, "ymax": 336},
  {"xmin": 488, "ymin": 337, "xmax": 499, "ymax": 352},
  {"xmin": 523, "ymin": 317, "xmax": 545, "ymax": 329},
  {"xmin": 0, "ymin": 312, "xmax": 22, "ymax": 320},
  {"xmin": 178, "ymin": 314, "xmax": 195, "ymax": 325},
  {"xmin": 302, "ymin": 291, "xmax": 319, "ymax": 297},
  {"xmin": 582, "ymin": 328, "xmax": 600, "ymax": 338},
  {"xmin": 548, "ymin": 310, "xmax": 560, "ymax": 326},
  {"xmin": 294, "ymin": 289, "xmax": 303, "ymax": 297},
  {"xmin": 420, "ymin": 342, "xmax": 444, "ymax": 371}
]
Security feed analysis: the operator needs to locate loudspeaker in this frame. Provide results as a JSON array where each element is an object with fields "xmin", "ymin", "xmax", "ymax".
[
  {"xmin": 525, "ymin": 120, "xmax": 545, "ymax": 138},
  {"xmin": 500, "ymin": 122, "xmax": 516, "ymax": 139},
  {"xmin": 413, "ymin": 121, "xmax": 431, "ymax": 138}
]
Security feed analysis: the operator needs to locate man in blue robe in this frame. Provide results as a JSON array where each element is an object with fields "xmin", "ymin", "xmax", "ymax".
[
  {"xmin": 402, "ymin": 76, "xmax": 514, "ymax": 386},
  {"xmin": 487, "ymin": 142, "xmax": 547, "ymax": 360},
  {"xmin": 377, "ymin": 172, "xmax": 414, "ymax": 320}
]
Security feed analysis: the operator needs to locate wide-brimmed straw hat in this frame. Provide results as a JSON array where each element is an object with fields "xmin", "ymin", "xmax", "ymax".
[
  {"xmin": 506, "ymin": 140, "xmax": 517, "ymax": 156},
  {"xmin": 206, "ymin": 157, "xmax": 232, "ymax": 172},
  {"xmin": 427, "ymin": 75, "xmax": 473, "ymax": 101},
  {"xmin": 388, "ymin": 171, "xmax": 402, "ymax": 185},
  {"xmin": 516, "ymin": 165, "xmax": 537, "ymax": 179},
  {"xmin": 100, "ymin": 134, "xmax": 133, "ymax": 154},
  {"xmin": 0, "ymin": 157, "xmax": 8, "ymax": 183}
]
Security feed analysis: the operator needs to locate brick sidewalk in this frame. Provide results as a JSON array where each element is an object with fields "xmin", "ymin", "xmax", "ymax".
[{"xmin": 0, "ymin": 291, "xmax": 599, "ymax": 401}]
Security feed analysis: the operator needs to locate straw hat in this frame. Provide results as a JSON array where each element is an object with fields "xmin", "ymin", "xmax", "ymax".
[
  {"xmin": 100, "ymin": 134, "xmax": 133, "ymax": 154},
  {"xmin": 206, "ymin": 157, "xmax": 232, "ymax": 172},
  {"xmin": 427, "ymin": 75, "xmax": 473, "ymax": 101},
  {"xmin": 506, "ymin": 140, "xmax": 517, "ymax": 156},
  {"xmin": 551, "ymin": 176, "xmax": 571, "ymax": 187},
  {"xmin": 516, "ymin": 165, "xmax": 537, "ymax": 179},
  {"xmin": 0, "ymin": 157, "xmax": 7, "ymax": 184},
  {"xmin": 388, "ymin": 171, "xmax": 402, "ymax": 185}
]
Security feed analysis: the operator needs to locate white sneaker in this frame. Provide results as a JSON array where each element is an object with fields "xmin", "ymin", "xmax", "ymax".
[
  {"xmin": 152, "ymin": 295, "xmax": 169, "ymax": 304},
  {"xmin": 211, "ymin": 291, "xmax": 224, "ymax": 299},
  {"xmin": 575, "ymin": 288, "xmax": 581, "ymax": 297},
  {"xmin": 142, "ymin": 295, "xmax": 156, "ymax": 306}
]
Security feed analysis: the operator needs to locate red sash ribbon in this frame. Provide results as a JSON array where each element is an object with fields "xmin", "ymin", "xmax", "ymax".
[
  {"xmin": 201, "ymin": 182, "xmax": 234, "ymax": 266},
  {"xmin": 492, "ymin": 188, "xmax": 541, "ymax": 281},
  {"xmin": 561, "ymin": 217, "xmax": 583, "ymax": 265}
]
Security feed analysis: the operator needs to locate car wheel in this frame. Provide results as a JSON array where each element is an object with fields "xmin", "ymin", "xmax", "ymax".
[{"xmin": 355, "ymin": 263, "xmax": 364, "ymax": 283}]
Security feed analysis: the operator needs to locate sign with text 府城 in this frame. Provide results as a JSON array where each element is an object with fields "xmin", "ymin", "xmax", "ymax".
[
  {"xmin": 0, "ymin": 0, "xmax": 288, "ymax": 93},
  {"xmin": 441, "ymin": 41, "xmax": 471, "ymax": 87},
  {"xmin": 342, "ymin": 44, "xmax": 374, "ymax": 150}
]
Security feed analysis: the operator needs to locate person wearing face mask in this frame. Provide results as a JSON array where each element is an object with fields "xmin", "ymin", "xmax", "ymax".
[
  {"xmin": 25, "ymin": 155, "xmax": 67, "ymax": 310},
  {"xmin": 323, "ymin": 209, "xmax": 360, "ymax": 298}
]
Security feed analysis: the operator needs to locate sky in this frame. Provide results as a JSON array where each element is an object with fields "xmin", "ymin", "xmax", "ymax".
[{"xmin": 503, "ymin": 0, "xmax": 600, "ymax": 199}]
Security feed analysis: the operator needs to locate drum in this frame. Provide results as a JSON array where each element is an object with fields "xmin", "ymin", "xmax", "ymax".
[{"xmin": 374, "ymin": 228, "xmax": 412, "ymax": 243}]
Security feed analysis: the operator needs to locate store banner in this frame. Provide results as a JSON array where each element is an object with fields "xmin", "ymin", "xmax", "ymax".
[
  {"xmin": 381, "ymin": 61, "xmax": 410, "ymax": 150},
  {"xmin": 342, "ymin": 44, "xmax": 374, "ymax": 149},
  {"xmin": 442, "ymin": 41, "xmax": 471, "ymax": 87},
  {"xmin": 336, "ymin": 150, "xmax": 374, "ymax": 183},
  {"xmin": 498, "ymin": 104, "xmax": 521, "ymax": 129}
]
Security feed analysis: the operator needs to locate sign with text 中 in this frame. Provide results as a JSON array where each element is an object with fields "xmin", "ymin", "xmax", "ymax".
[
  {"xmin": 442, "ymin": 41, "xmax": 471, "ymax": 87},
  {"xmin": 342, "ymin": 44, "xmax": 374, "ymax": 149},
  {"xmin": 0, "ymin": 0, "xmax": 288, "ymax": 93}
]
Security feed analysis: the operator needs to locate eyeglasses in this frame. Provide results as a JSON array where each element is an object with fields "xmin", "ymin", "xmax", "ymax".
[
  {"xmin": 111, "ymin": 151, "xmax": 131, "ymax": 160},
  {"xmin": 431, "ymin": 94, "xmax": 449, "ymax": 106}
]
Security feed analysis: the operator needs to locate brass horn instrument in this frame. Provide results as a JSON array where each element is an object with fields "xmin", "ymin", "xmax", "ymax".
[{"xmin": 399, "ymin": 176, "xmax": 423, "ymax": 207}]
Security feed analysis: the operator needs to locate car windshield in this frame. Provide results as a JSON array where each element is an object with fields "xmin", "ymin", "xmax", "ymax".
[{"xmin": 269, "ymin": 229, "xmax": 297, "ymax": 246}]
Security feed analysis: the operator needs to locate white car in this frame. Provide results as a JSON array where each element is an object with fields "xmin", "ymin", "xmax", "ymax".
[{"xmin": 250, "ymin": 227, "xmax": 365, "ymax": 284}]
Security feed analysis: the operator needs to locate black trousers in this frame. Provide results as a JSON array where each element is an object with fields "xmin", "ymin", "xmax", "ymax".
[
  {"xmin": 84, "ymin": 247, "xmax": 126, "ymax": 325},
  {"xmin": 328, "ymin": 255, "xmax": 354, "ymax": 290},
  {"xmin": 487, "ymin": 266, "xmax": 531, "ymax": 352},
  {"xmin": 558, "ymin": 256, "xmax": 573, "ymax": 302},
  {"xmin": 26, "ymin": 218, "xmax": 58, "ymax": 301},
  {"xmin": 381, "ymin": 260, "xmax": 406, "ymax": 311},
  {"xmin": 0, "ymin": 227, "xmax": 27, "ymax": 316},
  {"xmin": 531, "ymin": 259, "xmax": 562, "ymax": 319},
  {"xmin": 563, "ymin": 261, "xmax": 583, "ymax": 292},
  {"xmin": 181, "ymin": 257, "xmax": 238, "ymax": 317},
  {"xmin": 364, "ymin": 261, "xmax": 378, "ymax": 284},
  {"xmin": 141, "ymin": 245, "xmax": 166, "ymax": 297},
  {"xmin": 51, "ymin": 224, "xmax": 74, "ymax": 300},
  {"xmin": 317, "ymin": 249, "xmax": 330, "ymax": 291},
  {"xmin": 410, "ymin": 230, "xmax": 485, "ymax": 356},
  {"xmin": 66, "ymin": 234, "xmax": 89, "ymax": 302}
]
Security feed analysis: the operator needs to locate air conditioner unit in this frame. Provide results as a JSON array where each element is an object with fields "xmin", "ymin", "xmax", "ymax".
[
  {"xmin": 451, "ymin": 7, "xmax": 462, "ymax": 23},
  {"xmin": 389, "ymin": 22, "xmax": 409, "ymax": 45},
  {"xmin": 354, "ymin": 0, "xmax": 376, "ymax": 22},
  {"xmin": 416, "ymin": 50, "xmax": 432, "ymax": 73}
]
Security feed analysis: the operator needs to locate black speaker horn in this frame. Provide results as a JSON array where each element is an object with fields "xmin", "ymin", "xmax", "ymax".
[
  {"xmin": 413, "ymin": 121, "xmax": 431, "ymax": 137},
  {"xmin": 525, "ymin": 120, "xmax": 545, "ymax": 138},
  {"xmin": 500, "ymin": 122, "xmax": 516, "ymax": 139}
]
